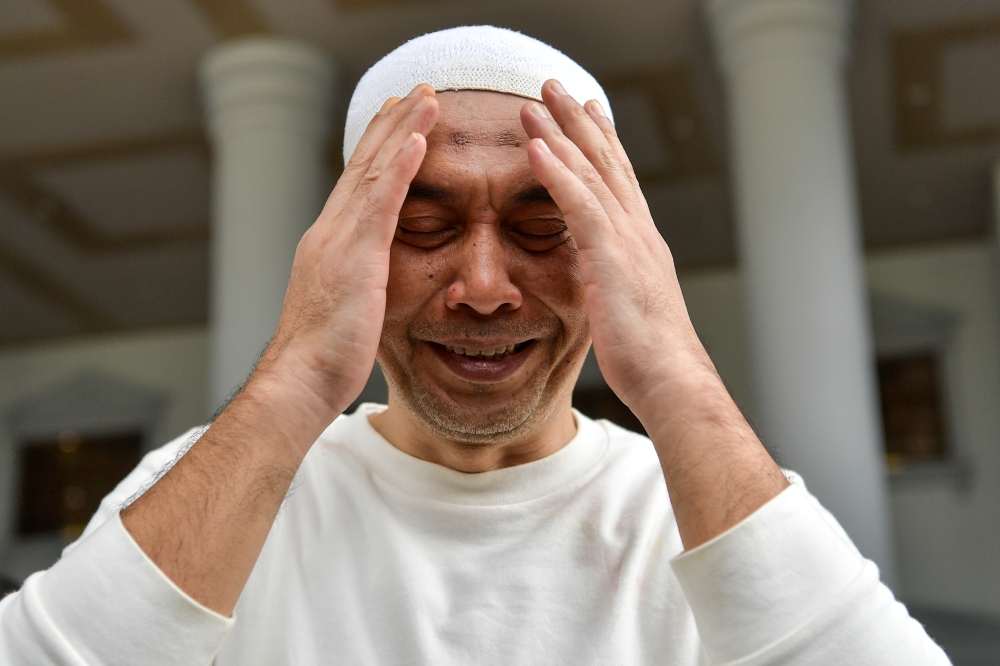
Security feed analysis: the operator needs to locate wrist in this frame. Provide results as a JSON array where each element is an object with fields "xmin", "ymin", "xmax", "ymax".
[
  {"xmin": 233, "ymin": 362, "xmax": 342, "ymax": 460},
  {"xmin": 629, "ymin": 351, "xmax": 744, "ymax": 442}
]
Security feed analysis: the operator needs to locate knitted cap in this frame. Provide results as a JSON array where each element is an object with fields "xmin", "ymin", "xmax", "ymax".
[{"xmin": 342, "ymin": 25, "xmax": 613, "ymax": 165}]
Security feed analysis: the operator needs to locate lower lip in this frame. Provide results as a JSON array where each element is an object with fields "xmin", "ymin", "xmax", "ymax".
[{"xmin": 429, "ymin": 342, "xmax": 535, "ymax": 383}]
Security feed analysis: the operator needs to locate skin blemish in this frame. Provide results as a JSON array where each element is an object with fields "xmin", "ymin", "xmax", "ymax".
[
  {"xmin": 496, "ymin": 130, "xmax": 522, "ymax": 147},
  {"xmin": 450, "ymin": 131, "xmax": 470, "ymax": 147}
]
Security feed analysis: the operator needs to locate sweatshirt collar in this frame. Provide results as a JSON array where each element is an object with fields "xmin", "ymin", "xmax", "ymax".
[{"xmin": 323, "ymin": 403, "xmax": 608, "ymax": 506}]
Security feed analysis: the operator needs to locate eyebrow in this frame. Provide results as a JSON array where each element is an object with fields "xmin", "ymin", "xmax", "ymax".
[
  {"xmin": 404, "ymin": 182, "xmax": 555, "ymax": 207},
  {"xmin": 405, "ymin": 181, "xmax": 455, "ymax": 204},
  {"xmin": 513, "ymin": 185, "xmax": 555, "ymax": 206}
]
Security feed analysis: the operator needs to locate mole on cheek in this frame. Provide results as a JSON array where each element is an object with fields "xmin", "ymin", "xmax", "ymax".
[{"xmin": 428, "ymin": 274, "xmax": 434, "ymax": 279}]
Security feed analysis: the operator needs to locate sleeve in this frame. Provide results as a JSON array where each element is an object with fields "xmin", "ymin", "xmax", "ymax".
[
  {"xmin": 670, "ymin": 478, "xmax": 952, "ymax": 666},
  {"xmin": 64, "ymin": 426, "xmax": 207, "ymax": 556},
  {"xmin": 0, "ymin": 427, "xmax": 234, "ymax": 665}
]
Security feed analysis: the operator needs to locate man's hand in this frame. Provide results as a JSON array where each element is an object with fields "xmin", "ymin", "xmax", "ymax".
[
  {"xmin": 521, "ymin": 80, "xmax": 788, "ymax": 549},
  {"xmin": 121, "ymin": 85, "xmax": 439, "ymax": 615},
  {"xmin": 254, "ymin": 84, "xmax": 440, "ymax": 437}
]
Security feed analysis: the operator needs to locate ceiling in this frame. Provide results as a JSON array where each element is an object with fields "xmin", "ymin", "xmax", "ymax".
[{"xmin": 2, "ymin": 0, "xmax": 1000, "ymax": 346}]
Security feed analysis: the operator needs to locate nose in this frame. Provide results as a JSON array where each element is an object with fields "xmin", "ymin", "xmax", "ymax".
[{"xmin": 445, "ymin": 225, "xmax": 522, "ymax": 315}]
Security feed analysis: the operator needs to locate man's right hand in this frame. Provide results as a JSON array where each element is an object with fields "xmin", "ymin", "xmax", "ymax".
[
  {"xmin": 120, "ymin": 84, "xmax": 438, "ymax": 616},
  {"xmin": 253, "ymin": 84, "xmax": 440, "ymax": 438}
]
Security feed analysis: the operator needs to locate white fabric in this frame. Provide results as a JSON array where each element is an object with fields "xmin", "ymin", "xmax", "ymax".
[
  {"xmin": 343, "ymin": 26, "xmax": 613, "ymax": 164},
  {"xmin": 0, "ymin": 405, "xmax": 949, "ymax": 665}
]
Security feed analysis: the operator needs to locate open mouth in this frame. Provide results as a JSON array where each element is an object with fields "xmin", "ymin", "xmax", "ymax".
[
  {"xmin": 429, "ymin": 339, "xmax": 537, "ymax": 382},
  {"xmin": 440, "ymin": 340, "xmax": 533, "ymax": 361}
]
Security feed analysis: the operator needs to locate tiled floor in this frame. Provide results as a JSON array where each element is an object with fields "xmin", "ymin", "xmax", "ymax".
[{"xmin": 911, "ymin": 607, "xmax": 1000, "ymax": 666}]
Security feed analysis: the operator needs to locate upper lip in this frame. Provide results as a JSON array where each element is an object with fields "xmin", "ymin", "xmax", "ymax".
[{"xmin": 428, "ymin": 338, "xmax": 533, "ymax": 353}]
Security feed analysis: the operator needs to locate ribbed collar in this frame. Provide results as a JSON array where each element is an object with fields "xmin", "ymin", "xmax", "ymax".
[{"xmin": 320, "ymin": 403, "xmax": 609, "ymax": 506}]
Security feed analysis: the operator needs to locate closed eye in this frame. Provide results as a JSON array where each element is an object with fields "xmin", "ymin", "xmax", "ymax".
[
  {"xmin": 507, "ymin": 218, "xmax": 570, "ymax": 251},
  {"xmin": 395, "ymin": 217, "xmax": 459, "ymax": 249}
]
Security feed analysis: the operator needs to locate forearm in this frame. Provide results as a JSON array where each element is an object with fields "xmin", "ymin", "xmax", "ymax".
[
  {"xmin": 119, "ymin": 89, "xmax": 433, "ymax": 617},
  {"xmin": 636, "ymin": 353, "xmax": 788, "ymax": 550},
  {"xmin": 120, "ymin": 370, "xmax": 334, "ymax": 616},
  {"xmin": 670, "ymin": 481, "xmax": 949, "ymax": 665},
  {"xmin": 0, "ymin": 513, "xmax": 233, "ymax": 666}
]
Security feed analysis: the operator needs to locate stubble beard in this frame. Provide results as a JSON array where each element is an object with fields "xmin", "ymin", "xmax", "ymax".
[{"xmin": 378, "ymin": 316, "xmax": 588, "ymax": 445}]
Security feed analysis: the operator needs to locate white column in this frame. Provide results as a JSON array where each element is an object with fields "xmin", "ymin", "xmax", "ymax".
[
  {"xmin": 200, "ymin": 38, "xmax": 335, "ymax": 411},
  {"xmin": 706, "ymin": 0, "xmax": 896, "ymax": 584}
]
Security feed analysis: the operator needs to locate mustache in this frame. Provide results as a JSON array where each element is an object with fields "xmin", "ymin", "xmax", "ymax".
[{"xmin": 406, "ymin": 316, "xmax": 559, "ymax": 343}]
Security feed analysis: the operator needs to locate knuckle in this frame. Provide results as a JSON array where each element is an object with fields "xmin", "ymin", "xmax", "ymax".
[
  {"xmin": 579, "ymin": 165, "xmax": 605, "ymax": 189},
  {"xmin": 345, "ymin": 145, "xmax": 375, "ymax": 171},
  {"xmin": 358, "ymin": 195, "xmax": 386, "ymax": 223},
  {"xmin": 595, "ymin": 145, "xmax": 620, "ymax": 173}
]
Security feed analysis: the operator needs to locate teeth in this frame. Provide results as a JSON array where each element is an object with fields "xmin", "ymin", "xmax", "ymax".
[{"xmin": 443, "ymin": 343, "xmax": 521, "ymax": 359}]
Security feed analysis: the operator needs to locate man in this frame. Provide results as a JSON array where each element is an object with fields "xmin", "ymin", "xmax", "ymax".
[{"xmin": 0, "ymin": 26, "xmax": 948, "ymax": 665}]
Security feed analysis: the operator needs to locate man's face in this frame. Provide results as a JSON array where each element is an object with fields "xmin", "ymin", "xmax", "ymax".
[{"xmin": 378, "ymin": 90, "xmax": 591, "ymax": 444}]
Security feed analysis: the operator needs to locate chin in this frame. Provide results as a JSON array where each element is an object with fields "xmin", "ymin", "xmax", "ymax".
[{"xmin": 390, "ymin": 371, "xmax": 566, "ymax": 446}]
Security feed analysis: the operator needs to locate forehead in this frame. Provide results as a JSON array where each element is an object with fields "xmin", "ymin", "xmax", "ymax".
[{"xmin": 426, "ymin": 90, "xmax": 531, "ymax": 153}]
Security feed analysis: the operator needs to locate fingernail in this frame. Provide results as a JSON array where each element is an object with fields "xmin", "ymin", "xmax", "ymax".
[
  {"xmin": 536, "ymin": 139, "xmax": 552, "ymax": 154},
  {"xmin": 407, "ymin": 84, "xmax": 429, "ymax": 98},
  {"xmin": 530, "ymin": 102, "xmax": 552, "ymax": 119},
  {"xmin": 404, "ymin": 132, "xmax": 420, "ymax": 148},
  {"xmin": 590, "ymin": 100, "xmax": 607, "ymax": 117},
  {"xmin": 550, "ymin": 80, "xmax": 567, "ymax": 94}
]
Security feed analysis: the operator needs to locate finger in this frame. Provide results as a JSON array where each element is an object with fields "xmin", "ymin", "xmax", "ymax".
[
  {"xmin": 342, "ymin": 84, "xmax": 434, "ymax": 183},
  {"xmin": 540, "ymin": 80, "xmax": 639, "ymax": 207},
  {"xmin": 349, "ymin": 93, "xmax": 438, "ymax": 204},
  {"xmin": 583, "ymin": 99, "xmax": 641, "ymax": 196},
  {"xmin": 318, "ymin": 95, "xmax": 406, "ymax": 212},
  {"xmin": 520, "ymin": 100, "xmax": 624, "ymax": 221},
  {"xmin": 526, "ymin": 138, "xmax": 616, "ymax": 252},
  {"xmin": 322, "ymin": 92, "xmax": 436, "ymax": 231},
  {"xmin": 357, "ymin": 132, "xmax": 427, "ymax": 247}
]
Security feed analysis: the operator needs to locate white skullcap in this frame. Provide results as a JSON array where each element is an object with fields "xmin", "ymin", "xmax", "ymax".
[{"xmin": 343, "ymin": 25, "xmax": 613, "ymax": 165}]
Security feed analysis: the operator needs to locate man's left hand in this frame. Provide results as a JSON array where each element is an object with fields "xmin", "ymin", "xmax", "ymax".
[{"xmin": 520, "ymin": 79, "xmax": 788, "ymax": 549}]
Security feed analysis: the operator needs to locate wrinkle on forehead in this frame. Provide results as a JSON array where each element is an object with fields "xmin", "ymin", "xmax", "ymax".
[
  {"xmin": 444, "ymin": 128, "xmax": 525, "ymax": 149},
  {"xmin": 430, "ymin": 90, "xmax": 530, "ymax": 151},
  {"xmin": 415, "ymin": 90, "xmax": 542, "ymax": 211}
]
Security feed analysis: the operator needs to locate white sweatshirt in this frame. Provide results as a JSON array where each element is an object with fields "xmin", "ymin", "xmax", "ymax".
[{"xmin": 1, "ymin": 404, "xmax": 950, "ymax": 665}]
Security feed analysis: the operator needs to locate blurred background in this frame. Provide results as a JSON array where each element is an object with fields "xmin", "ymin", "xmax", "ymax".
[{"xmin": 1, "ymin": 0, "xmax": 1000, "ymax": 661}]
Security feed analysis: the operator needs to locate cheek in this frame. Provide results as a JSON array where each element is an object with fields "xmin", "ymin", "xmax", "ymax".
[
  {"xmin": 385, "ymin": 243, "xmax": 449, "ymax": 322},
  {"xmin": 513, "ymin": 242, "xmax": 586, "ymax": 316}
]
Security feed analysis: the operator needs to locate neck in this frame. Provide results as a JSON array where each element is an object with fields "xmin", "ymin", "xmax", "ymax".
[{"xmin": 367, "ymin": 395, "xmax": 578, "ymax": 473}]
